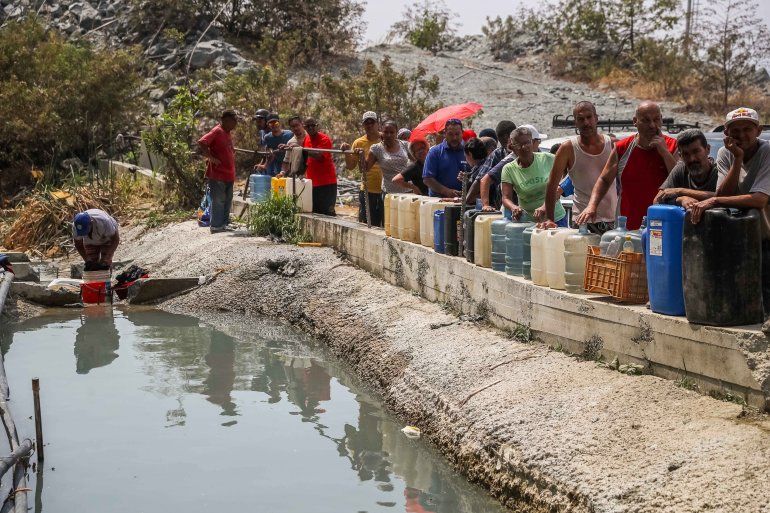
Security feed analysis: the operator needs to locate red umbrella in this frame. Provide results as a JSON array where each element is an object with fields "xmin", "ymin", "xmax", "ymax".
[{"xmin": 409, "ymin": 102, "xmax": 484, "ymax": 142}]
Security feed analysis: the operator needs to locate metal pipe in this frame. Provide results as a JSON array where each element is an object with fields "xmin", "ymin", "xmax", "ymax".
[{"xmin": 0, "ymin": 273, "xmax": 13, "ymax": 324}]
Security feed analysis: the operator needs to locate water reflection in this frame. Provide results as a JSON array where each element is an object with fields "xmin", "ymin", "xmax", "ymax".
[
  {"xmin": 4, "ymin": 309, "xmax": 508, "ymax": 513},
  {"xmin": 74, "ymin": 309, "xmax": 120, "ymax": 374}
]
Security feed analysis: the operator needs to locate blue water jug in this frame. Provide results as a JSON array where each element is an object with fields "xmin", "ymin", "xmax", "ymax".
[
  {"xmin": 645, "ymin": 204, "xmax": 686, "ymax": 316},
  {"xmin": 505, "ymin": 221, "xmax": 534, "ymax": 276},
  {"xmin": 475, "ymin": 199, "xmax": 483, "ymax": 210},
  {"xmin": 249, "ymin": 174, "xmax": 272, "ymax": 203},
  {"xmin": 433, "ymin": 210, "xmax": 445, "ymax": 254},
  {"xmin": 522, "ymin": 225, "xmax": 535, "ymax": 280},
  {"xmin": 491, "ymin": 219, "xmax": 510, "ymax": 272}
]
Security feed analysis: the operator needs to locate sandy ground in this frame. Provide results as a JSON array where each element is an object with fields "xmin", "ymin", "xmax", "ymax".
[{"xmin": 117, "ymin": 221, "xmax": 770, "ymax": 512}]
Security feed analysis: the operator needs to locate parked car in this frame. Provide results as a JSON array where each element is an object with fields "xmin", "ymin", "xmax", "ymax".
[{"xmin": 705, "ymin": 125, "xmax": 770, "ymax": 159}]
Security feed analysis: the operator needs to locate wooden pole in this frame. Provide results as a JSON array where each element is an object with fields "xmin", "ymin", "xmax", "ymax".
[
  {"xmin": 0, "ymin": 440, "xmax": 32, "ymax": 481},
  {"xmin": 31, "ymin": 379, "xmax": 42, "ymax": 463}
]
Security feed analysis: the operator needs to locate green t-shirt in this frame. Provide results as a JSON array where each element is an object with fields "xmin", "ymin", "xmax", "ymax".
[{"xmin": 501, "ymin": 152, "xmax": 565, "ymax": 222}]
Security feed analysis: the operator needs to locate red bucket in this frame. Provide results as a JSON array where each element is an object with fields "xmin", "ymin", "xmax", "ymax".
[{"xmin": 81, "ymin": 281, "xmax": 110, "ymax": 305}]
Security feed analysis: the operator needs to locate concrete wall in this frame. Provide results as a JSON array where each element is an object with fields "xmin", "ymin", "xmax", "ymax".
[{"xmin": 300, "ymin": 214, "xmax": 770, "ymax": 410}]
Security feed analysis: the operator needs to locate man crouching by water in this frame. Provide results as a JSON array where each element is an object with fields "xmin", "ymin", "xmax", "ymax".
[{"xmin": 73, "ymin": 208, "xmax": 120, "ymax": 270}]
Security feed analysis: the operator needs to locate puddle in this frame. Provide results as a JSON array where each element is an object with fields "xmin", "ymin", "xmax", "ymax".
[{"xmin": 0, "ymin": 308, "xmax": 511, "ymax": 513}]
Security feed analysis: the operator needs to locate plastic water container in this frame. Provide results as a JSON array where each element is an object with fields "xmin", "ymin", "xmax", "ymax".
[
  {"xmin": 271, "ymin": 177, "xmax": 287, "ymax": 196},
  {"xmin": 398, "ymin": 195, "xmax": 420, "ymax": 242},
  {"xmin": 389, "ymin": 194, "xmax": 404, "ymax": 238},
  {"xmin": 475, "ymin": 199, "xmax": 483, "ymax": 210},
  {"xmin": 443, "ymin": 205, "xmax": 462, "ymax": 256},
  {"xmin": 645, "ymin": 204, "xmax": 686, "ymax": 316},
  {"xmin": 530, "ymin": 228, "xmax": 552, "ymax": 286},
  {"xmin": 522, "ymin": 226, "xmax": 535, "ymax": 280},
  {"xmin": 628, "ymin": 216, "xmax": 646, "ymax": 253},
  {"xmin": 546, "ymin": 228, "xmax": 578, "ymax": 289},
  {"xmin": 463, "ymin": 210, "xmax": 500, "ymax": 263},
  {"xmin": 474, "ymin": 215, "xmax": 503, "ymax": 268},
  {"xmin": 433, "ymin": 210, "xmax": 445, "ymax": 254},
  {"xmin": 283, "ymin": 177, "xmax": 313, "ymax": 213},
  {"xmin": 420, "ymin": 201, "xmax": 451, "ymax": 247},
  {"xmin": 600, "ymin": 215, "xmax": 628, "ymax": 254},
  {"xmin": 384, "ymin": 195, "xmax": 392, "ymax": 236},
  {"xmin": 564, "ymin": 225, "xmax": 600, "ymax": 293},
  {"xmin": 491, "ymin": 218, "xmax": 510, "ymax": 272},
  {"xmin": 682, "ymin": 208, "xmax": 763, "ymax": 326},
  {"xmin": 249, "ymin": 174, "xmax": 272, "ymax": 203},
  {"xmin": 505, "ymin": 221, "xmax": 535, "ymax": 276}
]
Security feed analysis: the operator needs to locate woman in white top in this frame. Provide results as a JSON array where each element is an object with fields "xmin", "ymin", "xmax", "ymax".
[{"xmin": 366, "ymin": 120, "xmax": 412, "ymax": 194}]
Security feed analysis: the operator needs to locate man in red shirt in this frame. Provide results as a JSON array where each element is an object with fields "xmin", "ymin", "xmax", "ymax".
[
  {"xmin": 576, "ymin": 101, "xmax": 679, "ymax": 229},
  {"xmin": 198, "ymin": 110, "xmax": 238, "ymax": 233},
  {"xmin": 302, "ymin": 117, "xmax": 337, "ymax": 216}
]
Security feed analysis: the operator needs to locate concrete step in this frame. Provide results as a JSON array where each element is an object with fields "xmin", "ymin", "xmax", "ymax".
[
  {"xmin": 127, "ymin": 277, "xmax": 200, "ymax": 305},
  {"xmin": 11, "ymin": 282, "xmax": 79, "ymax": 307}
]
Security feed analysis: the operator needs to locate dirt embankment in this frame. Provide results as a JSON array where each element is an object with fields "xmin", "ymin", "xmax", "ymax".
[{"xmin": 120, "ymin": 222, "xmax": 770, "ymax": 513}]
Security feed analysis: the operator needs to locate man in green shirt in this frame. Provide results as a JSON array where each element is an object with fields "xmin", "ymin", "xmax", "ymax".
[{"xmin": 501, "ymin": 126, "xmax": 567, "ymax": 226}]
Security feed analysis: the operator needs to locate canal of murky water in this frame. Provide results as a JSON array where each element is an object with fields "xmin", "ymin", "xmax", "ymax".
[{"xmin": 0, "ymin": 307, "xmax": 510, "ymax": 513}]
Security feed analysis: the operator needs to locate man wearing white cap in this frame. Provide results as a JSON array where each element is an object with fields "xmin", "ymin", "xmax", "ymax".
[
  {"xmin": 690, "ymin": 107, "xmax": 770, "ymax": 315},
  {"xmin": 341, "ymin": 111, "xmax": 384, "ymax": 226}
]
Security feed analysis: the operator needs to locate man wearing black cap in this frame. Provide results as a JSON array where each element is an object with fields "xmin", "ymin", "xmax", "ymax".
[
  {"xmin": 198, "ymin": 110, "xmax": 238, "ymax": 233},
  {"xmin": 258, "ymin": 113, "xmax": 293, "ymax": 177},
  {"xmin": 254, "ymin": 108, "xmax": 269, "ymax": 148}
]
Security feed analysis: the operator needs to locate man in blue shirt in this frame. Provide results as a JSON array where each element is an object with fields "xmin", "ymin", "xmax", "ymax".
[
  {"xmin": 258, "ymin": 113, "xmax": 293, "ymax": 176},
  {"xmin": 423, "ymin": 119, "xmax": 465, "ymax": 197}
]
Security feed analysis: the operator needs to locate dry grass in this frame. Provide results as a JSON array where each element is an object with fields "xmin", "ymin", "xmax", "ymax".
[{"xmin": 1, "ymin": 186, "xmax": 126, "ymax": 257}]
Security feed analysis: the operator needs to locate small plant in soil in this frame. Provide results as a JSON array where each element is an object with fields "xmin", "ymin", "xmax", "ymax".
[
  {"xmin": 247, "ymin": 193, "xmax": 311, "ymax": 244},
  {"xmin": 676, "ymin": 375, "xmax": 700, "ymax": 392}
]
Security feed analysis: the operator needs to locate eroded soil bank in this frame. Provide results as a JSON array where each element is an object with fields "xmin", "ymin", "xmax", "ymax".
[{"xmin": 122, "ymin": 222, "xmax": 770, "ymax": 513}]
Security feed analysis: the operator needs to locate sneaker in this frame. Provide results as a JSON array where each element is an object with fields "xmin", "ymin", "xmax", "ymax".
[{"xmin": 210, "ymin": 227, "xmax": 225, "ymax": 234}]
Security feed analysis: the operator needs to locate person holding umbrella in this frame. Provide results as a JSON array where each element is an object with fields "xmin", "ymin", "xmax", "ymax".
[{"xmin": 422, "ymin": 118, "xmax": 465, "ymax": 197}]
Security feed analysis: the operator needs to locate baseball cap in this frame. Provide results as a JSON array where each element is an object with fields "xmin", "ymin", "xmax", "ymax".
[
  {"xmin": 254, "ymin": 108, "xmax": 269, "ymax": 119},
  {"xmin": 73, "ymin": 212, "xmax": 91, "ymax": 237},
  {"xmin": 362, "ymin": 111, "xmax": 378, "ymax": 123},
  {"xmin": 478, "ymin": 128, "xmax": 498, "ymax": 141},
  {"xmin": 462, "ymin": 129, "xmax": 477, "ymax": 142},
  {"xmin": 521, "ymin": 124, "xmax": 547, "ymax": 140},
  {"xmin": 397, "ymin": 128, "xmax": 411, "ymax": 139},
  {"xmin": 725, "ymin": 107, "xmax": 760, "ymax": 128},
  {"xmin": 266, "ymin": 112, "xmax": 280, "ymax": 122}
]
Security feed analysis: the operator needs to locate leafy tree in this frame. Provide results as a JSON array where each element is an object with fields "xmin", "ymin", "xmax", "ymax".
[
  {"xmin": 142, "ymin": 87, "xmax": 208, "ymax": 208},
  {"xmin": 0, "ymin": 17, "xmax": 141, "ymax": 172},
  {"xmin": 698, "ymin": 0, "xmax": 770, "ymax": 110},
  {"xmin": 388, "ymin": 0, "xmax": 457, "ymax": 54},
  {"xmin": 482, "ymin": 10, "xmax": 547, "ymax": 61},
  {"xmin": 313, "ymin": 56, "xmax": 441, "ymax": 140}
]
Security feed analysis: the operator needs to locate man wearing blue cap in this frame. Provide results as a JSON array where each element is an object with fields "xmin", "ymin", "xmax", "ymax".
[{"xmin": 72, "ymin": 209, "xmax": 120, "ymax": 268}]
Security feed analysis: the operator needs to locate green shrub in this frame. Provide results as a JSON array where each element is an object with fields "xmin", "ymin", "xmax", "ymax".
[
  {"xmin": 142, "ymin": 87, "xmax": 208, "ymax": 209},
  {"xmin": 388, "ymin": 0, "xmax": 457, "ymax": 54},
  {"xmin": 247, "ymin": 193, "xmax": 310, "ymax": 243},
  {"xmin": 0, "ymin": 17, "xmax": 142, "ymax": 174}
]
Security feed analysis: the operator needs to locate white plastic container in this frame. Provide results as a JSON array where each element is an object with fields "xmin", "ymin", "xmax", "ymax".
[
  {"xmin": 389, "ymin": 194, "xmax": 404, "ymax": 239},
  {"xmin": 530, "ymin": 228, "xmax": 552, "ymax": 286},
  {"xmin": 474, "ymin": 215, "xmax": 504, "ymax": 268},
  {"xmin": 420, "ymin": 201, "xmax": 452, "ymax": 247},
  {"xmin": 384, "ymin": 195, "xmax": 393, "ymax": 236},
  {"xmin": 397, "ymin": 194, "xmax": 419, "ymax": 241},
  {"xmin": 564, "ymin": 225, "xmax": 601, "ymax": 293},
  {"xmin": 283, "ymin": 177, "xmax": 313, "ymax": 213},
  {"xmin": 545, "ymin": 228, "xmax": 578, "ymax": 290}
]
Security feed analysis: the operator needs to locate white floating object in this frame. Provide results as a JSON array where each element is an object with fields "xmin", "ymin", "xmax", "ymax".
[{"xmin": 401, "ymin": 426, "xmax": 421, "ymax": 439}]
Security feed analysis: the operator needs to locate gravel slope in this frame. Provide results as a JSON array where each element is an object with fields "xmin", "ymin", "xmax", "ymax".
[{"xmin": 120, "ymin": 222, "xmax": 770, "ymax": 513}]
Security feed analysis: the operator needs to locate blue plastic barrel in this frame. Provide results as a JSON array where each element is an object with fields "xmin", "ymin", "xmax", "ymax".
[
  {"xmin": 433, "ymin": 210, "xmax": 445, "ymax": 254},
  {"xmin": 491, "ymin": 219, "xmax": 510, "ymax": 272},
  {"xmin": 645, "ymin": 204, "xmax": 686, "ymax": 315},
  {"xmin": 249, "ymin": 174, "xmax": 272, "ymax": 203}
]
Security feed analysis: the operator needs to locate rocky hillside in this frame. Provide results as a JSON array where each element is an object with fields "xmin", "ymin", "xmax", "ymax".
[{"xmin": 3, "ymin": 0, "xmax": 717, "ymax": 133}]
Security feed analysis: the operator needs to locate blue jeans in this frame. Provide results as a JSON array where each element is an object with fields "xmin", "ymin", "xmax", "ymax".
[{"xmin": 209, "ymin": 179, "xmax": 233, "ymax": 229}]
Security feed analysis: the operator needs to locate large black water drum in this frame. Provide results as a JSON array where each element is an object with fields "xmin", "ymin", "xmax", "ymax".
[
  {"xmin": 683, "ymin": 208, "xmax": 763, "ymax": 326},
  {"xmin": 463, "ymin": 209, "xmax": 478, "ymax": 262},
  {"xmin": 443, "ymin": 205, "xmax": 462, "ymax": 256}
]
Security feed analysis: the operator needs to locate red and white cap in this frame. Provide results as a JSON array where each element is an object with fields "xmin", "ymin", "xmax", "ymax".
[{"xmin": 725, "ymin": 107, "xmax": 760, "ymax": 128}]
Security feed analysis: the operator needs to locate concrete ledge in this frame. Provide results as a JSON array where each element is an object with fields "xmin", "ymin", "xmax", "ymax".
[
  {"xmin": 10, "ymin": 282, "xmax": 79, "ymax": 307},
  {"xmin": 127, "ymin": 278, "xmax": 200, "ymax": 305},
  {"xmin": 300, "ymin": 214, "xmax": 770, "ymax": 410},
  {"xmin": 98, "ymin": 160, "xmax": 166, "ymax": 185}
]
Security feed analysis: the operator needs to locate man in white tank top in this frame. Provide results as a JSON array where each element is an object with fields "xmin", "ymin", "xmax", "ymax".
[{"xmin": 544, "ymin": 101, "xmax": 618, "ymax": 234}]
